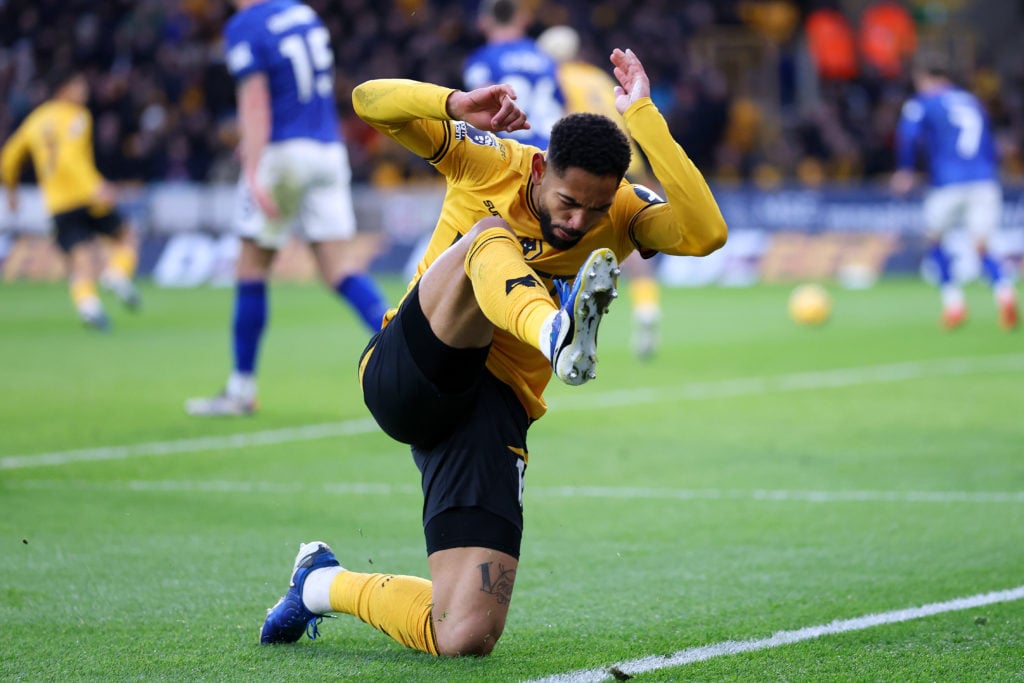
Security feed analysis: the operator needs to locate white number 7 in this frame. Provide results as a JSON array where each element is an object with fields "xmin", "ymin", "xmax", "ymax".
[{"xmin": 948, "ymin": 102, "xmax": 982, "ymax": 158}]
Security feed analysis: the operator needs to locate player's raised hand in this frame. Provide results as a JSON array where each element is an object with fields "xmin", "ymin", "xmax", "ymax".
[
  {"xmin": 447, "ymin": 84, "xmax": 531, "ymax": 134},
  {"xmin": 611, "ymin": 48, "xmax": 651, "ymax": 114}
]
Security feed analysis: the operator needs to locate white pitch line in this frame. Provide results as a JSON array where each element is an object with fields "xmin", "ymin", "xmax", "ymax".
[
  {"xmin": 0, "ymin": 418, "xmax": 379, "ymax": 470},
  {"xmin": 525, "ymin": 585, "xmax": 1024, "ymax": 683},
  {"xmin": 7, "ymin": 479, "xmax": 1024, "ymax": 504},
  {"xmin": 3, "ymin": 353, "xmax": 1023, "ymax": 470}
]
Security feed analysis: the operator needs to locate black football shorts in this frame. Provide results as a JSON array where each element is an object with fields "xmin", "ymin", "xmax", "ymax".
[
  {"xmin": 52, "ymin": 206, "xmax": 124, "ymax": 253},
  {"xmin": 359, "ymin": 284, "xmax": 529, "ymax": 557}
]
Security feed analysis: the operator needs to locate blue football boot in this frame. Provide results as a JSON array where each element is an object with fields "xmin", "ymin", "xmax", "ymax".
[{"xmin": 260, "ymin": 541, "xmax": 341, "ymax": 644}]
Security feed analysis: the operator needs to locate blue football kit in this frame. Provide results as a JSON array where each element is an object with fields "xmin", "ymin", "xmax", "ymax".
[
  {"xmin": 185, "ymin": 0, "xmax": 389, "ymax": 418},
  {"xmin": 224, "ymin": 0, "xmax": 339, "ymax": 143},
  {"xmin": 463, "ymin": 37, "xmax": 565, "ymax": 149},
  {"xmin": 895, "ymin": 85, "xmax": 997, "ymax": 187},
  {"xmin": 894, "ymin": 83, "xmax": 1016, "ymax": 329}
]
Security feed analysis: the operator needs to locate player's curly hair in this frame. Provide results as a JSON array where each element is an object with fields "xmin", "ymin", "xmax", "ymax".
[{"xmin": 547, "ymin": 113, "xmax": 631, "ymax": 180}]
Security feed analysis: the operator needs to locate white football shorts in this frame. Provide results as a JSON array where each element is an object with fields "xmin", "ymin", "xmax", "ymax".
[
  {"xmin": 922, "ymin": 180, "xmax": 1002, "ymax": 240},
  {"xmin": 234, "ymin": 139, "xmax": 357, "ymax": 249}
]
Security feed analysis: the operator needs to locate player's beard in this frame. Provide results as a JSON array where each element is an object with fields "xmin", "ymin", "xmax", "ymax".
[{"xmin": 538, "ymin": 205, "xmax": 584, "ymax": 250}]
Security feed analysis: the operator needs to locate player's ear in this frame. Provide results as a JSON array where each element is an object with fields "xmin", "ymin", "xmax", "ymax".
[{"xmin": 530, "ymin": 153, "xmax": 547, "ymax": 184}]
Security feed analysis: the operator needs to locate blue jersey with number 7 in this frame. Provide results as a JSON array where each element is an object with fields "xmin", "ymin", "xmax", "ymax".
[
  {"xmin": 895, "ymin": 86, "xmax": 998, "ymax": 187},
  {"xmin": 224, "ymin": 0, "xmax": 339, "ymax": 143}
]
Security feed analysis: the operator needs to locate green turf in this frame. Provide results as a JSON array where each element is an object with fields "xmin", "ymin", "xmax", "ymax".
[{"xmin": 2, "ymin": 276, "xmax": 1022, "ymax": 681}]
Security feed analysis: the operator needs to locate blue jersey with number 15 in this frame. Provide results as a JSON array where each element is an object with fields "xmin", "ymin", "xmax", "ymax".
[
  {"xmin": 224, "ymin": 0, "xmax": 339, "ymax": 143},
  {"xmin": 895, "ymin": 86, "xmax": 997, "ymax": 187}
]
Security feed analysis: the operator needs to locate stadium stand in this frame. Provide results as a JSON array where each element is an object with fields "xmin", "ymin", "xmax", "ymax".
[
  {"xmin": 1, "ymin": 1, "xmax": 1022, "ymax": 287},
  {"xmin": 2, "ymin": 0, "xmax": 1023, "ymax": 187}
]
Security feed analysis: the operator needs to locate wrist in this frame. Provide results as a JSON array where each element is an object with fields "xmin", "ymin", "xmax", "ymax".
[{"xmin": 445, "ymin": 90, "xmax": 463, "ymax": 120}]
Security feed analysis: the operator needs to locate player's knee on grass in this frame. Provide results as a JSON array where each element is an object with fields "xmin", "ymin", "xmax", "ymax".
[{"xmin": 434, "ymin": 612, "xmax": 506, "ymax": 657}]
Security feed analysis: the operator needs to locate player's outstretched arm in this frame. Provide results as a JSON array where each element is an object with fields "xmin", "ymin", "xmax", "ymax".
[
  {"xmin": 611, "ymin": 48, "xmax": 651, "ymax": 115},
  {"xmin": 446, "ymin": 84, "xmax": 530, "ymax": 134},
  {"xmin": 610, "ymin": 48, "xmax": 727, "ymax": 258}
]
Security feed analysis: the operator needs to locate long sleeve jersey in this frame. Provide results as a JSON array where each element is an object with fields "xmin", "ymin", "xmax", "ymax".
[{"xmin": 353, "ymin": 78, "xmax": 727, "ymax": 419}]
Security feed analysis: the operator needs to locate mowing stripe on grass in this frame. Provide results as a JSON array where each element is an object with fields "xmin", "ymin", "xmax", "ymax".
[
  {"xmin": 8, "ymin": 479, "xmax": 1024, "ymax": 504},
  {"xmin": 525, "ymin": 585, "xmax": 1024, "ymax": 683},
  {"xmin": 3, "ymin": 353, "xmax": 1022, "ymax": 470},
  {"xmin": 551, "ymin": 352, "xmax": 1024, "ymax": 411}
]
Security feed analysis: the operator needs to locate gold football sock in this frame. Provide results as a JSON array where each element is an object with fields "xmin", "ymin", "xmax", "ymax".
[
  {"xmin": 464, "ymin": 227, "xmax": 556, "ymax": 350},
  {"xmin": 628, "ymin": 275, "xmax": 660, "ymax": 315},
  {"xmin": 330, "ymin": 571, "xmax": 439, "ymax": 655},
  {"xmin": 107, "ymin": 242, "xmax": 138, "ymax": 279},
  {"xmin": 70, "ymin": 277, "xmax": 101, "ymax": 313}
]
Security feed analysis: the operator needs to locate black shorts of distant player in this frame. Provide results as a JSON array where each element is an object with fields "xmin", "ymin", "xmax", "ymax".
[
  {"xmin": 359, "ymin": 282, "xmax": 529, "ymax": 559},
  {"xmin": 52, "ymin": 206, "xmax": 124, "ymax": 254}
]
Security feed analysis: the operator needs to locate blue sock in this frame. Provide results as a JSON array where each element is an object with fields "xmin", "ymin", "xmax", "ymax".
[
  {"xmin": 929, "ymin": 243, "xmax": 952, "ymax": 285},
  {"xmin": 980, "ymin": 252, "xmax": 1003, "ymax": 286},
  {"xmin": 335, "ymin": 273, "xmax": 389, "ymax": 332},
  {"xmin": 233, "ymin": 280, "xmax": 267, "ymax": 374}
]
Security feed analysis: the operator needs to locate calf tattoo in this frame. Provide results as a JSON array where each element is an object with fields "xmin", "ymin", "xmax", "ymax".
[{"xmin": 478, "ymin": 561, "xmax": 516, "ymax": 605}]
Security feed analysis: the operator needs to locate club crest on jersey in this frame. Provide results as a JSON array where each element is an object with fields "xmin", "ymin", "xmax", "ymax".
[
  {"xmin": 633, "ymin": 184, "xmax": 665, "ymax": 204},
  {"xmin": 454, "ymin": 121, "xmax": 500, "ymax": 149},
  {"xmin": 505, "ymin": 274, "xmax": 541, "ymax": 294},
  {"xmin": 519, "ymin": 237, "xmax": 543, "ymax": 261}
]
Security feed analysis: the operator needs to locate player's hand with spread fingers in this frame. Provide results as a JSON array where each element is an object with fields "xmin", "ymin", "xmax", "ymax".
[
  {"xmin": 446, "ymin": 84, "xmax": 531, "ymax": 134},
  {"xmin": 611, "ymin": 48, "xmax": 651, "ymax": 115}
]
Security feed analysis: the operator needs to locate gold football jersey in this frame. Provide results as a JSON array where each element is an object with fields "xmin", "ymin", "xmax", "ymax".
[
  {"xmin": 355, "ymin": 79, "xmax": 726, "ymax": 419},
  {"xmin": 1, "ymin": 100, "xmax": 104, "ymax": 215},
  {"xmin": 556, "ymin": 60, "xmax": 648, "ymax": 180}
]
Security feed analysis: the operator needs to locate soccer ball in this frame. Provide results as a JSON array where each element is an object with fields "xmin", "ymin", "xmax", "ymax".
[{"xmin": 788, "ymin": 283, "xmax": 831, "ymax": 326}]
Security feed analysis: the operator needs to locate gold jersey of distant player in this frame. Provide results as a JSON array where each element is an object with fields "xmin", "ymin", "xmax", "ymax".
[
  {"xmin": 1, "ymin": 100, "xmax": 105, "ymax": 215},
  {"xmin": 557, "ymin": 60, "xmax": 648, "ymax": 180},
  {"xmin": 356, "ymin": 79, "xmax": 724, "ymax": 419}
]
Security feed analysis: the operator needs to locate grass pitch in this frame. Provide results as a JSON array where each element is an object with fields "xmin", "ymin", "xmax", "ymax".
[{"xmin": 1, "ymin": 276, "xmax": 1022, "ymax": 681}]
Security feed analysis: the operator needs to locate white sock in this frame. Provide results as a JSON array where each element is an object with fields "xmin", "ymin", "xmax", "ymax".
[
  {"xmin": 941, "ymin": 285, "xmax": 964, "ymax": 310},
  {"xmin": 77, "ymin": 297, "xmax": 104, "ymax": 317},
  {"xmin": 995, "ymin": 282, "xmax": 1016, "ymax": 304},
  {"xmin": 301, "ymin": 566, "xmax": 345, "ymax": 615},
  {"xmin": 227, "ymin": 372, "xmax": 257, "ymax": 400},
  {"xmin": 633, "ymin": 303, "xmax": 660, "ymax": 325},
  {"xmin": 538, "ymin": 310, "xmax": 560, "ymax": 360}
]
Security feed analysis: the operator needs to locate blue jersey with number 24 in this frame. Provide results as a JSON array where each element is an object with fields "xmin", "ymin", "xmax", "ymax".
[
  {"xmin": 224, "ymin": 0, "xmax": 339, "ymax": 143},
  {"xmin": 895, "ymin": 86, "xmax": 997, "ymax": 187},
  {"xmin": 463, "ymin": 37, "xmax": 565, "ymax": 150}
]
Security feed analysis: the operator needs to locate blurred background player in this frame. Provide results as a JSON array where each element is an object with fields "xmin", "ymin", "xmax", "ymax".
[
  {"xmin": 185, "ymin": 0, "xmax": 389, "ymax": 416},
  {"xmin": 537, "ymin": 24, "xmax": 662, "ymax": 358},
  {"xmin": 1, "ymin": 70, "xmax": 140, "ymax": 331},
  {"xmin": 891, "ymin": 53, "xmax": 1018, "ymax": 331},
  {"xmin": 462, "ymin": 0, "xmax": 565, "ymax": 150}
]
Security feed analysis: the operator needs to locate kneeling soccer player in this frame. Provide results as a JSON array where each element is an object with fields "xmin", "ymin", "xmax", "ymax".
[{"xmin": 259, "ymin": 47, "xmax": 727, "ymax": 656}]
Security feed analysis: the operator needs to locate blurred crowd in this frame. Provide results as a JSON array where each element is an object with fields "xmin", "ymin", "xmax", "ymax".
[{"xmin": 2, "ymin": 0, "xmax": 1023, "ymax": 188}]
